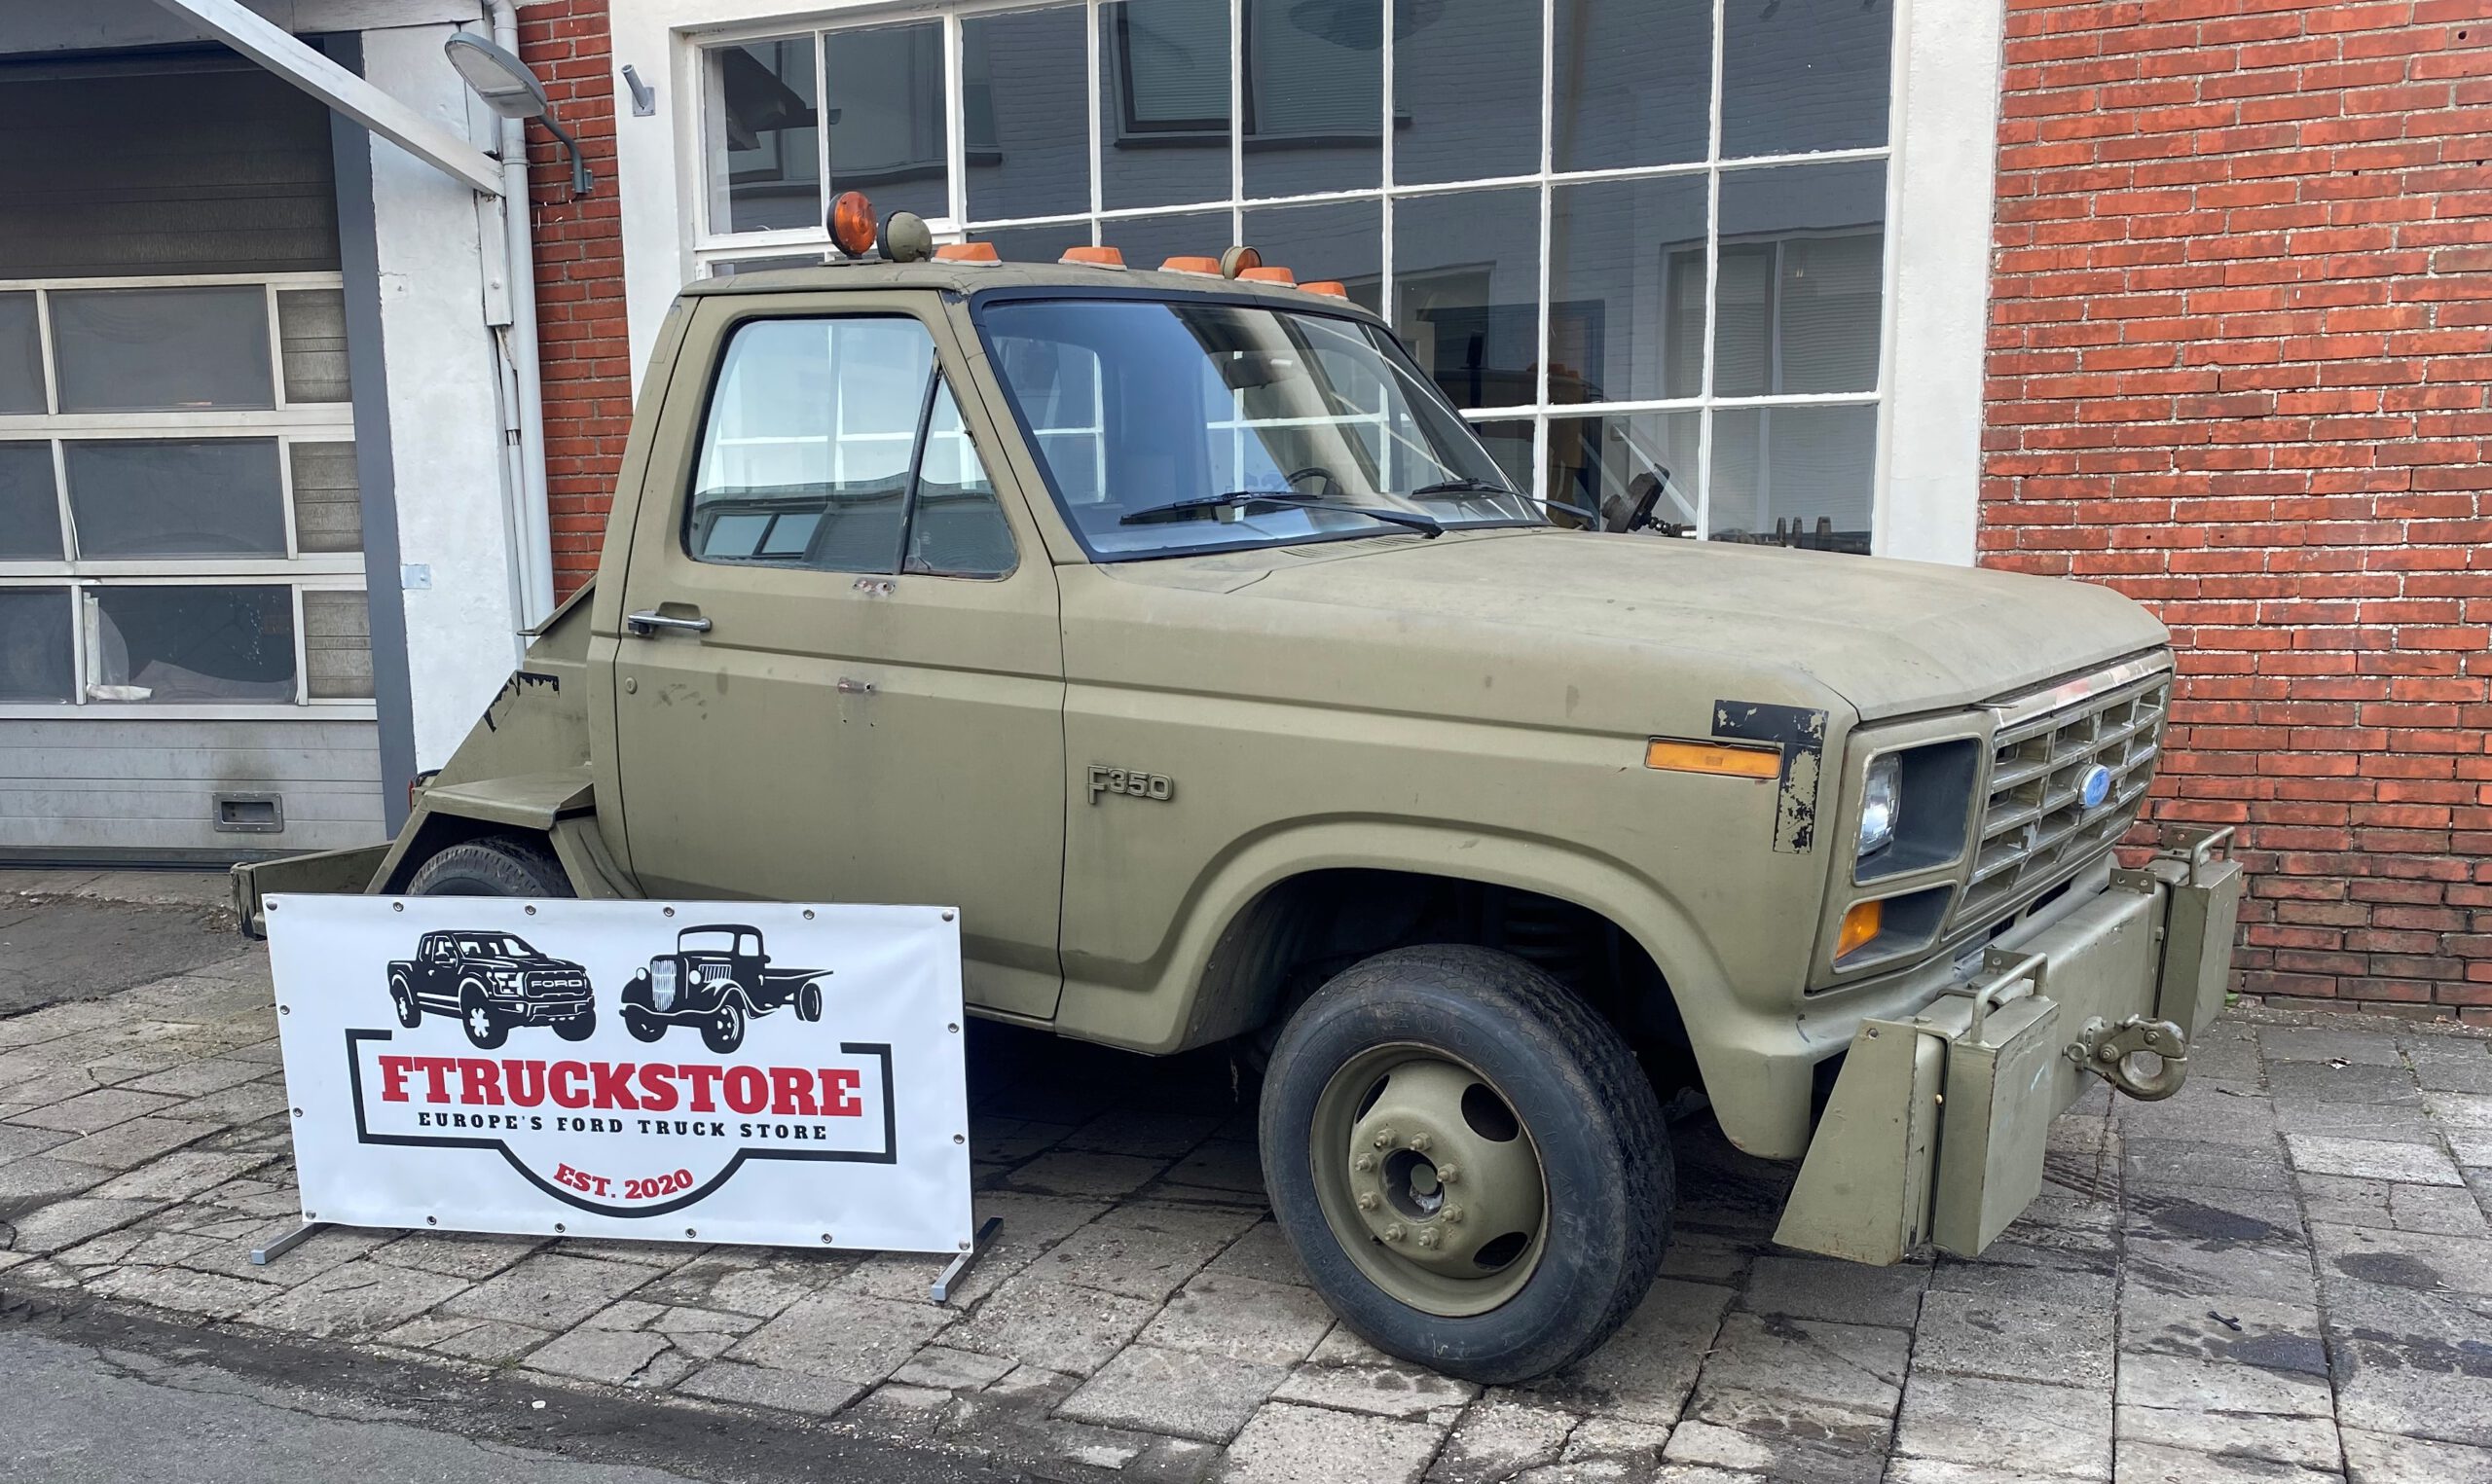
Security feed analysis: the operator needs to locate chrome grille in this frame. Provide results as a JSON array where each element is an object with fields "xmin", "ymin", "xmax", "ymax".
[
  {"xmin": 651, "ymin": 960, "xmax": 678, "ymax": 1012},
  {"xmin": 1958, "ymin": 658, "xmax": 2173, "ymax": 927}
]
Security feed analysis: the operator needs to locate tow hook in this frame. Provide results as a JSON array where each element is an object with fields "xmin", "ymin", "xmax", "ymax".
[{"xmin": 2069, "ymin": 1015, "xmax": 2189, "ymax": 1101}]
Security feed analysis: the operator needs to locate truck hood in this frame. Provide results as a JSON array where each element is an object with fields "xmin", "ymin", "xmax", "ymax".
[{"xmin": 1126, "ymin": 528, "xmax": 2169, "ymax": 722}]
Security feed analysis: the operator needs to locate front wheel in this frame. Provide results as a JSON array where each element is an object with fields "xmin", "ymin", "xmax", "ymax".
[
  {"xmin": 702, "ymin": 1000, "xmax": 747, "ymax": 1055},
  {"xmin": 458, "ymin": 982, "xmax": 508, "ymax": 1050},
  {"xmin": 554, "ymin": 1009, "xmax": 597, "ymax": 1042},
  {"xmin": 1259, "ymin": 945, "xmax": 1673, "ymax": 1385},
  {"xmin": 624, "ymin": 1006, "xmax": 669, "ymax": 1043}
]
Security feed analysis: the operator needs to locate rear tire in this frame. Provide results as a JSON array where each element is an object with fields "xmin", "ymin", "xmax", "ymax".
[
  {"xmin": 1259, "ymin": 945, "xmax": 1673, "ymax": 1385},
  {"xmin": 388, "ymin": 974, "xmax": 421, "ymax": 1029},
  {"xmin": 407, "ymin": 834, "xmax": 573, "ymax": 898}
]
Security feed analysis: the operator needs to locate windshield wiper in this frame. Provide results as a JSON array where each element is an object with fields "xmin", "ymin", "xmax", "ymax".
[
  {"xmin": 1405, "ymin": 479, "xmax": 1599, "ymax": 526},
  {"xmin": 1118, "ymin": 490, "xmax": 1443, "ymax": 538}
]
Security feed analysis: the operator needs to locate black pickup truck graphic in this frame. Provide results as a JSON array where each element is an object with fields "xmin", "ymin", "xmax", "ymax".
[
  {"xmin": 620, "ymin": 923, "xmax": 828, "ymax": 1054},
  {"xmin": 387, "ymin": 930, "xmax": 596, "ymax": 1049}
]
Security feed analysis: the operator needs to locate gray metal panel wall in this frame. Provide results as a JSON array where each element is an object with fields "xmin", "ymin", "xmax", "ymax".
[{"xmin": 0, "ymin": 717, "xmax": 384, "ymax": 857}]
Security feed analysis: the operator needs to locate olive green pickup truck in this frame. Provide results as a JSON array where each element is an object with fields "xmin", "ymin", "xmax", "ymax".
[{"xmin": 237, "ymin": 235, "xmax": 2242, "ymax": 1384}]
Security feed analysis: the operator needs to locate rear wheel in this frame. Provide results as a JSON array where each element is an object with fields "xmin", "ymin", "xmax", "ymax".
[
  {"xmin": 388, "ymin": 974, "xmax": 421, "ymax": 1029},
  {"xmin": 797, "ymin": 981, "xmax": 824, "ymax": 1023},
  {"xmin": 1260, "ymin": 945, "xmax": 1673, "ymax": 1385},
  {"xmin": 407, "ymin": 834, "xmax": 573, "ymax": 898}
]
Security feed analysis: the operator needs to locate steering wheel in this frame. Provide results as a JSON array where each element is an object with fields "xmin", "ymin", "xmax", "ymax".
[{"xmin": 1283, "ymin": 465, "xmax": 1340, "ymax": 496}]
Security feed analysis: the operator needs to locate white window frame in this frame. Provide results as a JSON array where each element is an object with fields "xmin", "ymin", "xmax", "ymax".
[{"xmin": 0, "ymin": 271, "xmax": 371, "ymax": 722}]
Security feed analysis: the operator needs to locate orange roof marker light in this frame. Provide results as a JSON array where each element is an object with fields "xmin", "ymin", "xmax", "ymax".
[
  {"xmin": 1302, "ymin": 281, "xmax": 1350, "ymax": 299},
  {"xmin": 1159, "ymin": 255, "xmax": 1221, "ymax": 275},
  {"xmin": 934, "ymin": 241, "xmax": 1001, "ymax": 264},
  {"xmin": 828, "ymin": 190, "xmax": 878, "ymax": 258},
  {"xmin": 1240, "ymin": 266, "xmax": 1296, "ymax": 285},
  {"xmin": 1061, "ymin": 245, "xmax": 1126, "ymax": 269}
]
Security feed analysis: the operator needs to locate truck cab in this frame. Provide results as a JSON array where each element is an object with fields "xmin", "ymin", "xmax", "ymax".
[{"xmin": 238, "ymin": 207, "xmax": 2243, "ymax": 1385}]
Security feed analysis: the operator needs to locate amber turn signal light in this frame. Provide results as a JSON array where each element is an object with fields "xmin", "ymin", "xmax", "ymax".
[
  {"xmin": 1643, "ymin": 739, "xmax": 1781, "ymax": 779},
  {"xmin": 1159, "ymin": 255, "xmax": 1221, "ymax": 275},
  {"xmin": 934, "ymin": 241, "xmax": 1000, "ymax": 264},
  {"xmin": 1240, "ymin": 266, "xmax": 1296, "ymax": 285},
  {"xmin": 828, "ymin": 190, "xmax": 878, "ymax": 257},
  {"xmin": 1301, "ymin": 280, "xmax": 1350, "ymax": 299},
  {"xmin": 1062, "ymin": 245, "xmax": 1125, "ymax": 269},
  {"xmin": 1837, "ymin": 898, "xmax": 1885, "ymax": 959}
]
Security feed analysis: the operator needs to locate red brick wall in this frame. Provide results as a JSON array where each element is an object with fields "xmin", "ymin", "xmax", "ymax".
[
  {"xmin": 1984, "ymin": 1, "xmax": 2492, "ymax": 1021},
  {"xmin": 518, "ymin": 0, "xmax": 632, "ymax": 597}
]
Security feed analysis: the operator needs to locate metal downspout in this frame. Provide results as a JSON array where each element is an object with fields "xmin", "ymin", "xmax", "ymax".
[{"xmin": 486, "ymin": 0, "xmax": 557, "ymax": 632}]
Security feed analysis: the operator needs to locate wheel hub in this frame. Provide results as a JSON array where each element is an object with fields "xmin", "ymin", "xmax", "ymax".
[{"xmin": 1341, "ymin": 1060, "xmax": 1543, "ymax": 1280}]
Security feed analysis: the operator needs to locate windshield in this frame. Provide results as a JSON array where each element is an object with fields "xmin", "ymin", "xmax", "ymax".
[
  {"xmin": 979, "ymin": 298, "xmax": 1540, "ymax": 559},
  {"xmin": 452, "ymin": 933, "xmax": 533, "ymax": 959},
  {"xmin": 679, "ymin": 928, "xmax": 756, "ymax": 955}
]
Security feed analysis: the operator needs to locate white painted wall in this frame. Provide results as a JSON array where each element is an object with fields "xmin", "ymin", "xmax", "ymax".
[{"xmin": 358, "ymin": 20, "xmax": 532, "ymax": 767}]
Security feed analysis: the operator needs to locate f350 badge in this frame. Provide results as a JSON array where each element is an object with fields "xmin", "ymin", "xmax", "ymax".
[{"xmin": 1088, "ymin": 765, "xmax": 1175, "ymax": 804}]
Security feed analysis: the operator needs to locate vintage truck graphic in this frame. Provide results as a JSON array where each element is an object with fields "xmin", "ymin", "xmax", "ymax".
[
  {"xmin": 386, "ymin": 929, "xmax": 595, "ymax": 1049},
  {"xmin": 620, "ymin": 923, "xmax": 829, "ymax": 1054}
]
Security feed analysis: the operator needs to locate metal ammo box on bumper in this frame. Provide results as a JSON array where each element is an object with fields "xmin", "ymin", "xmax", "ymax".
[{"xmin": 1775, "ymin": 661, "xmax": 2245, "ymax": 1265}]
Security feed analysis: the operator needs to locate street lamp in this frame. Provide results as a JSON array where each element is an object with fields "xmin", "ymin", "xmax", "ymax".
[{"xmin": 444, "ymin": 30, "xmax": 593, "ymax": 196}]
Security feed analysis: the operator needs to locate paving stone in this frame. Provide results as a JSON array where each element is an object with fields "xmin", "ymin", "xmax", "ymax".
[
  {"xmin": 838, "ymin": 1191, "xmax": 1109, "ymax": 1307},
  {"xmin": 655, "ymin": 1252, "xmax": 852, "ymax": 1318},
  {"xmin": 82, "ymin": 1263, "xmax": 281, "ymax": 1320},
  {"xmin": 2262, "ymin": 1026, "xmax": 2408, "ymax": 1066},
  {"xmin": 2113, "ymin": 1438, "xmax": 2343, "ymax": 1483},
  {"xmin": 1007, "ymin": 1150, "xmax": 1171, "ymax": 1198},
  {"xmin": 1062, "ymin": 1110, "xmax": 1224, "ymax": 1161},
  {"xmin": 1914, "ymin": 1286, "xmax": 2112, "ymax": 1390},
  {"xmin": 2272, "ymin": 1099, "xmax": 2437, "ymax": 1142},
  {"xmin": 583, "ymin": 1298, "xmax": 666, "ymax": 1330},
  {"xmin": 2407, "ymin": 1044, "xmax": 2492, "ymax": 1096},
  {"xmin": 1270, "ymin": 1356, "xmax": 1476, "ymax": 1422},
  {"xmin": 1428, "ymin": 1394, "xmax": 1579, "ymax": 1484},
  {"xmin": 945, "ymin": 1272, "xmax": 1161, "ymax": 1375},
  {"xmin": 1663, "ymin": 1421, "xmax": 1885, "ymax": 1482},
  {"xmin": 2313, "ymin": 1222, "xmax": 2492, "ymax": 1303},
  {"xmin": 437, "ymin": 1253, "xmax": 656, "ymax": 1328},
  {"xmin": 44, "ymin": 1116, "xmax": 218, "ymax": 1170},
  {"xmin": 1218, "ymin": 1401, "xmax": 1444, "ymax": 1484},
  {"xmin": 1057, "ymin": 1344, "xmax": 1289, "ymax": 1442},
  {"xmin": 0, "ymin": 1153, "xmax": 107, "ymax": 1206},
  {"xmin": 5, "ymin": 1196, "xmax": 161, "ymax": 1254},
  {"xmin": 970, "ymin": 1117, "xmax": 1076, "ymax": 1164},
  {"xmin": 123, "ymin": 1058, "xmax": 271, "ymax": 1098},
  {"xmin": 1562, "ymin": 1417, "xmax": 1671, "ymax": 1465},
  {"xmin": 381, "ymin": 1314, "xmax": 552, "ymax": 1362},
  {"xmin": 728, "ymin": 1286, "xmax": 957, "ymax": 1384},
  {"xmin": 1893, "ymin": 1373, "xmax": 2110, "ymax": 1482},
  {"xmin": 676, "ymin": 1360, "xmax": 863, "ymax": 1418},
  {"xmin": 2116, "ymin": 1290, "xmax": 2328, "ymax": 1379},
  {"xmin": 2340, "ymin": 1429, "xmax": 2492, "ymax": 1484},
  {"xmin": 1741, "ymin": 1254, "xmax": 1929, "ymax": 1328},
  {"xmin": 2334, "ymin": 1339, "xmax": 2492, "ymax": 1450},
  {"xmin": 1881, "ymin": 1462, "xmax": 2102, "ymax": 1484},
  {"xmin": 87, "ymin": 1149, "xmax": 268, "ymax": 1203},
  {"xmin": 2114, "ymin": 1351, "xmax": 2333, "ymax": 1419},
  {"xmin": 1205, "ymin": 1219, "xmax": 1310, "ymax": 1286},
  {"xmin": 2266, "ymin": 1061, "xmax": 2422, "ymax": 1107},
  {"xmin": 1161, "ymin": 1140, "xmax": 1264, "ymax": 1195},
  {"xmin": 2116, "ymin": 1403, "xmax": 2341, "ymax": 1472},
  {"xmin": 1525, "ymin": 1280, "xmax": 1735, "ymax": 1425},
  {"xmin": 1031, "ymin": 1202, "xmax": 1262, "ymax": 1301},
  {"xmin": 0, "ymin": 1122, "xmax": 77, "ymax": 1160},
  {"xmin": 892, "ymin": 1344, "xmax": 1017, "ymax": 1392},
  {"xmin": 2122, "ymin": 1235, "xmax": 2320, "ymax": 1309},
  {"xmin": 237, "ymin": 1258, "xmax": 470, "ymax": 1338},
  {"xmin": 2118, "ymin": 1082, "xmax": 2276, "ymax": 1146},
  {"xmin": 525, "ymin": 1326, "xmax": 686, "ymax": 1387},
  {"xmin": 365, "ymin": 1230, "xmax": 545, "ymax": 1279},
  {"xmin": 1139, "ymin": 1271, "xmax": 1337, "ymax": 1363},
  {"xmin": 9, "ymin": 1086, "xmax": 181, "ymax": 1134},
  {"xmin": 168, "ymin": 1079, "xmax": 286, "ymax": 1124},
  {"xmin": 1684, "ymin": 1311, "xmax": 1906, "ymax": 1446},
  {"xmin": 2124, "ymin": 1137, "xmax": 2295, "ymax": 1194}
]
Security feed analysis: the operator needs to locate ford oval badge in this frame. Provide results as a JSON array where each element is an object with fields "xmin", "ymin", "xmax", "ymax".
[{"xmin": 2078, "ymin": 763, "xmax": 2114, "ymax": 810}]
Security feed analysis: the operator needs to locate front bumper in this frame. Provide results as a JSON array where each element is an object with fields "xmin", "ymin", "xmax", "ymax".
[
  {"xmin": 1774, "ymin": 828, "xmax": 2244, "ymax": 1264},
  {"xmin": 518, "ymin": 996, "xmax": 594, "ymax": 1023}
]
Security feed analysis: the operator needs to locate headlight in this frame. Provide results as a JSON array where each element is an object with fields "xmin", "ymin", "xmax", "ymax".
[
  {"xmin": 688, "ymin": 967, "xmax": 705, "ymax": 986},
  {"xmin": 487, "ymin": 968, "xmax": 526, "ymax": 995},
  {"xmin": 1857, "ymin": 753, "xmax": 1901, "ymax": 859}
]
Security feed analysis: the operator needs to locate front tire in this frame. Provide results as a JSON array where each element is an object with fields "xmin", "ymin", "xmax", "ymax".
[
  {"xmin": 458, "ymin": 981, "xmax": 508, "ymax": 1050},
  {"xmin": 624, "ymin": 1006, "xmax": 668, "ymax": 1043},
  {"xmin": 702, "ymin": 1000, "xmax": 747, "ymax": 1055},
  {"xmin": 1259, "ymin": 945, "xmax": 1673, "ymax": 1385},
  {"xmin": 407, "ymin": 834, "xmax": 573, "ymax": 898},
  {"xmin": 554, "ymin": 1009, "xmax": 597, "ymax": 1042}
]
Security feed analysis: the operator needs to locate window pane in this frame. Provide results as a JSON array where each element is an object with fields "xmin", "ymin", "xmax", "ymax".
[
  {"xmin": 1242, "ymin": 0, "xmax": 1381, "ymax": 199},
  {"xmin": 302, "ymin": 589, "xmax": 373, "ymax": 699},
  {"xmin": 1465, "ymin": 416, "xmax": 1535, "ymax": 497},
  {"xmin": 1392, "ymin": 188, "xmax": 1539, "ymax": 411},
  {"xmin": 1723, "ymin": 0, "xmax": 1893, "ymax": 158},
  {"xmin": 710, "ymin": 256, "xmax": 825, "ymax": 276},
  {"xmin": 52, "ymin": 287, "xmax": 274, "ymax": 413},
  {"xmin": 1716, "ymin": 162, "xmax": 1887, "ymax": 396},
  {"xmin": 91, "ymin": 585, "xmax": 297, "ymax": 704},
  {"xmin": 907, "ymin": 382, "xmax": 1014, "ymax": 577},
  {"xmin": 65, "ymin": 440, "xmax": 287, "ymax": 559},
  {"xmin": 974, "ymin": 222, "xmax": 1095, "ymax": 265},
  {"xmin": 1549, "ymin": 175, "xmax": 1706, "ymax": 406},
  {"xmin": 1553, "ymin": 1, "xmax": 1710, "ymax": 172},
  {"xmin": 288, "ymin": 441, "xmax": 362, "ymax": 554},
  {"xmin": 0, "ymin": 443, "xmax": 61, "ymax": 560},
  {"xmin": 1101, "ymin": 0, "xmax": 1232, "ymax": 209},
  {"xmin": 689, "ymin": 317, "xmax": 934, "ymax": 573},
  {"xmin": 825, "ymin": 22, "xmax": 950, "ymax": 224},
  {"xmin": 1707, "ymin": 404, "xmax": 1876, "ymax": 553},
  {"xmin": 1548, "ymin": 410, "xmax": 1700, "ymax": 535},
  {"xmin": 1244, "ymin": 199, "xmax": 1381, "ymax": 314},
  {"xmin": 708, "ymin": 38, "xmax": 823, "ymax": 234},
  {"xmin": 1394, "ymin": 0, "xmax": 1539, "ymax": 185},
  {"xmin": 276, "ymin": 289, "xmax": 351, "ymax": 403},
  {"xmin": 0, "ymin": 293, "xmax": 42, "ymax": 414},
  {"xmin": 965, "ymin": 6, "xmax": 1091, "ymax": 223},
  {"xmin": 1104, "ymin": 210, "xmax": 1232, "ymax": 271},
  {"xmin": 0, "ymin": 587, "xmax": 74, "ymax": 703}
]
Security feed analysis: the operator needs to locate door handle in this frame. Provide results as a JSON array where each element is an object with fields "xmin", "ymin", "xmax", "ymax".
[{"xmin": 625, "ymin": 609, "xmax": 712, "ymax": 635}]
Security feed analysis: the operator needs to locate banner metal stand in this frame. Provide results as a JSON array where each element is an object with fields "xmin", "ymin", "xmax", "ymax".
[
  {"xmin": 930, "ymin": 1215, "xmax": 1002, "ymax": 1304},
  {"xmin": 251, "ymin": 1221, "xmax": 331, "ymax": 1265}
]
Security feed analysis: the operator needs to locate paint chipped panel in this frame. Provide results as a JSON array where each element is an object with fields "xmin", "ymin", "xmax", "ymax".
[{"xmin": 1710, "ymin": 701, "xmax": 1828, "ymax": 853}]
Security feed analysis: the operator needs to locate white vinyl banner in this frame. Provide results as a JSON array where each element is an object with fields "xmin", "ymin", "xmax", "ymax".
[{"xmin": 265, "ymin": 895, "xmax": 971, "ymax": 1254}]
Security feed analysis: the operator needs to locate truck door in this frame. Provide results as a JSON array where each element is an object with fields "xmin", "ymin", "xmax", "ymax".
[{"xmin": 609, "ymin": 293, "xmax": 1066, "ymax": 1021}]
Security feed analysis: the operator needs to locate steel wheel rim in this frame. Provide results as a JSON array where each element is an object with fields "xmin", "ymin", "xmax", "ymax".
[
  {"xmin": 466, "ymin": 1006, "xmax": 492, "ymax": 1038},
  {"xmin": 1306, "ymin": 1042, "xmax": 1549, "ymax": 1317}
]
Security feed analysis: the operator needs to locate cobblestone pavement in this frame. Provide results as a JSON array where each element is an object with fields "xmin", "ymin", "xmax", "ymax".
[{"xmin": 4, "ymin": 884, "xmax": 2491, "ymax": 1483}]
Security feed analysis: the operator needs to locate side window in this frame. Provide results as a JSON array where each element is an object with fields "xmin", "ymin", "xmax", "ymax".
[{"xmin": 688, "ymin": 315, "xmax": 1014, "ymax": 578}]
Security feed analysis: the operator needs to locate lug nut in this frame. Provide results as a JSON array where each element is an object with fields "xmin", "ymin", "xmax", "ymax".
[
  {"xmin": 1352, "ymin": 1153, "xmax": 1375, "ymax": 1173},
  {"xmin": 1437, "ymin": 1163, "xmax": 1460, "ymax": 1184},
  {"xmin": 1408, "ymin": 1133, "xmax": 1431, "ymax": 1153},
  {"xmin": 1444, "ymin": 1205, "xmax": 1464, "ymax": 1225},
  {"xmin": 1372, "ymin": 1127, "xmax": 1397, "ymax": 1149},
  {"xmin": 1416, "ymin": 1229, "xmax": 1440, "ymax": 1249},
  {"xmin": 1356, "ymin": 1192, "xmax": 1378, "ymax": 1211},
  {"xmin": 1382, "ymin": 1224, "xmax": 1405, "ymax": 1243}
]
